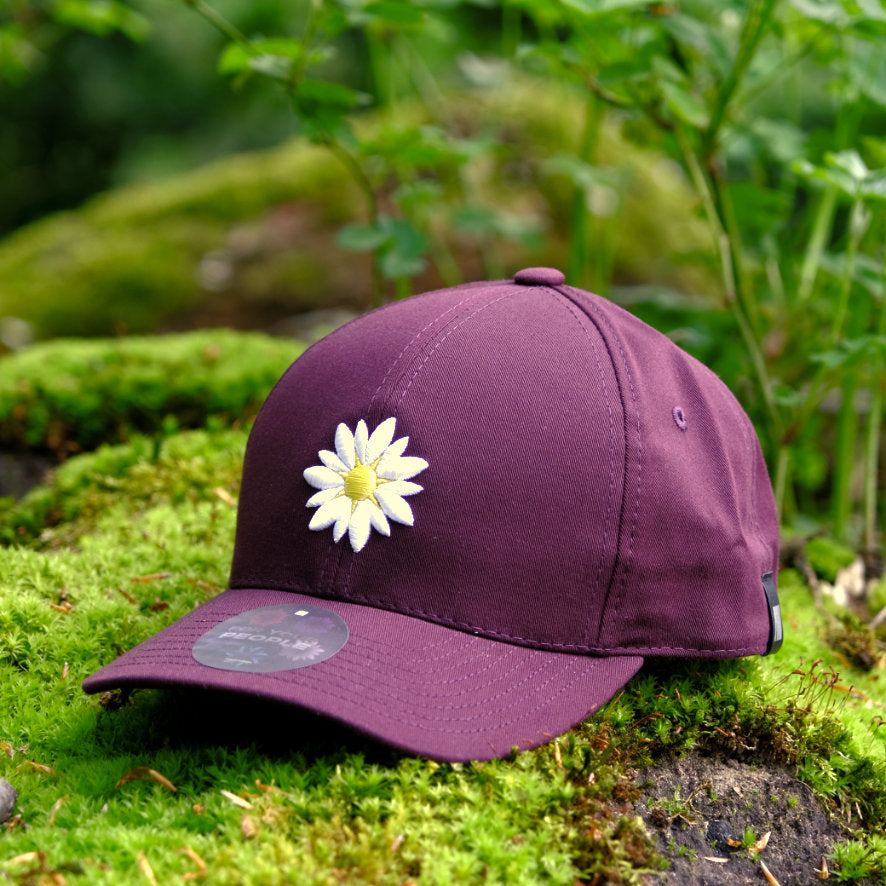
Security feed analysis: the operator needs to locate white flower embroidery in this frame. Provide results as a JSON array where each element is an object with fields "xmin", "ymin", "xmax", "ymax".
[{"xmin": 303, "ymin": 417, "xmax": 428, "ymax": 552}]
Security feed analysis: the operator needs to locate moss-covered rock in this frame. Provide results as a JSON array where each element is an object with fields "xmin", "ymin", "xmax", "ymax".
[
  {"xmin": 0, "ymin": 78, "xmax": 715, "ymax": 339},
  {"xmin": 0, "ymin": 328, "xmax": 883, "ymax": 885},
  {"xmin": 0, "ymin": 329, "xmax": 303, "ymax": 455},
  {"xmin": 0, "ymin": 428, "xmax": 246, "ymax": 547}
]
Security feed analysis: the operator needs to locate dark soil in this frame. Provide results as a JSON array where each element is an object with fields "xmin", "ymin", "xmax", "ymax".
[
  {"xmin": 0, "ymin": 451, "xmax": 53, "ymax": 498},
  {"xmin": 635, "ymin": 751, "xmax": 871, "ymax": 885}
]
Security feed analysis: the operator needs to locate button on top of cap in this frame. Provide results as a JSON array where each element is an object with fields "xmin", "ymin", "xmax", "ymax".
[{"xmin": 514, "ymin": 267, "xmax": 566, "ymax": 287}]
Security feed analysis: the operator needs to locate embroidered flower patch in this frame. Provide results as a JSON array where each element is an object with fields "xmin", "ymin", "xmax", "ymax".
[{"xmin": 303, "ymin": 417, "xmax": 428, "ymax": 552}]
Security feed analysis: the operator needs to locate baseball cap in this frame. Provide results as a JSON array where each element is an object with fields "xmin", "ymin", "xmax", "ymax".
[{"xmin": 83, "ymin": 267, "xmax": 782, "ymax": 762}]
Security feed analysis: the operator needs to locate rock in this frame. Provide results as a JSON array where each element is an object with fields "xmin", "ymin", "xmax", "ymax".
[{"xmin": 0, "ymin": 778, "xmax": 18, "ymax": 823}]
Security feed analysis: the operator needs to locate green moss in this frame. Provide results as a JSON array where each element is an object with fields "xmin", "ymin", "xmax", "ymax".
[
  {"xmin": 0, "ymin": 329, "xmax": 302, "ymax": 455},
  {"xmin": 0, "ymin": 353, "xmax": 883, "ymax": 883},
  {"xmin": 805, "ymin": 536, "xmax": 857, "ymax": 583},
  {"xmin": 0, "ymin": 141, "xmax": 356, "ymax": 337},
  {"xmin": 828, "ymin": 835, "xmax": 886, "ymax": 882},
  {"xmin": 0, "ymin": 78, "xmax": 715, "ymax": 339},
  {"xmin": 0, "ymin": 428, "xmax": 247, "ymax": 546},
  {"xmin": 869, "ymin": 574, "xmax": 886, "ymax": 618}
]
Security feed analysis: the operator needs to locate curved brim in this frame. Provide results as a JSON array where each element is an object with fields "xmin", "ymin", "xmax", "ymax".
[{"xmin": 83, "ymin": 588, "xmax": 643, "ymax": 762}]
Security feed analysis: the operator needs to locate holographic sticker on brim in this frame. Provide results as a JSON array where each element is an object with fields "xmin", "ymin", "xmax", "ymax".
[{"xmin": 191, "ymin": 604, "xmax": 349, "ymax": 673}]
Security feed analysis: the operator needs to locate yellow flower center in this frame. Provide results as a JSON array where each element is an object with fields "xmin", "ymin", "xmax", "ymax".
[{"xmin": 343, "ymin": 464, "xmax": 378, "ymax": 502}]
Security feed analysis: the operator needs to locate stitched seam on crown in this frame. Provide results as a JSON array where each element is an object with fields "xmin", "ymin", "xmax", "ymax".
[
  {"xmin": 571, "ymin": 289, "xmax": 642, "ymax": 648},
  {"xmin": 340, "ymin": 290, "xmax": 517, "ymax": 604},
  {"xmin": 333, "ymin": 287, "xmax": 496, "ymax": 599},
  {"xmin": 324, "ymin": 295, "xmax": 479, "ymax": 597},
  {"xmin": 392, "ymin": 293, "xmax": 517, "ymax": 411},
  {"xmin": 367, "ymin": 289, "xmax": 490, "ymax": 411},
  {"xmin": 550, "ymin": 291, "xmax": 617, "ymax": 647}
]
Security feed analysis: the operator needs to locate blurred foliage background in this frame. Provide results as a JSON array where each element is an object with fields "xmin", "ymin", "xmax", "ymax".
[{"xmin": 1, "ymin": 0, "xmax": 885, "ymax": 556}]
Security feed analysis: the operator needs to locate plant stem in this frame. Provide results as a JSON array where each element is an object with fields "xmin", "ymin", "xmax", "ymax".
[
  {"xmin": 181, "ymin": 0, "xmax": 251, "ymax": 49},
  {"xmin": 502, "ymin": 2, "xmax": 522, "ymax": 58},
  {"xmin": 864, "ymin": 235, "xmax": 886, "ymax": 552},
  {"xmin": 830, "ymin": 200, "xmax": 864, "ymax": 345},
  {"xmin": 325, "ymin": 139, "xmax": 385, "ymax": 305},
  {"xmin": 675, "ymin": 124, "xmax": 780, "ymax": 443},
  {"xmin": 797, "ymin": 185, "xmax": 838, "ymax": 303},
  {"xmin": 774, "ymin": 444, "xmax": 791, "ymax": 525},
  {"xmin": 701, "ymin": 0, "xmax": 777, "ymax": 160},
  {"xmin": 568, "ymin": 89, "xmax": 602, "ymax": 291},
  {"xmin": 833, "ymin": 372, "xmax": 858, "ymax": 542},
  {"xmin": 863, "ymin": 366, "xmax": 883, "ymax": 553}
]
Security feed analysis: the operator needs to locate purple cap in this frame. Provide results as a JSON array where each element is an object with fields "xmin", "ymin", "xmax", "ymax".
[{"xmin": 83, "ymin": 268, "xmax": 782, "ymax": 762}]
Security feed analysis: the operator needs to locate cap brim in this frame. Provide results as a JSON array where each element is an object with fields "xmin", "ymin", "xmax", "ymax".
[{"xmin": 83, "ymin": 588, "xmax": 643, "ymax": 762}]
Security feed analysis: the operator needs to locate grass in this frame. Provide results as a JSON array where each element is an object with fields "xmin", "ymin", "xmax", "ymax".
[{"xmin": 1, "ymin": 336, "xmax": 885, "ymax": 883}]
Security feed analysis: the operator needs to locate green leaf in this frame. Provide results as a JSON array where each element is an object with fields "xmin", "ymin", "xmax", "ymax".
[
  {"xmin": 248, "ymin": 54, "xmax": 293, "ymax": 82},
  {"xmin": 218, "ymin": 38, "xmax": 304, "ymax": 80},
  {"xmin": 218, "ymin": 43, "xmax": 251, "ymax": 77},
  {"xmin": 558, "ymin": 0, "xmax": 655, "ymax": 14},
  {"xmin": 846, "ymin": 40, "xmax": 886, "ymax": 107},
  {"xmin": 0, "ymin": 24, "xmax": 40, "ymax": 85},
  {"xmin": 337, "ymin": 223, "xmax": 390, "ymax": 252},
  {"xmin": 364, "ymin": 1, "xmax": 428, "ymax": 26},
  {"xmin": 295, "ymin": 79, "xmax": 371, "ymax": 114},
  {"xmin": 379, "ymin": 218, "xmax": 427, "ymax": 279},
  {"xmin": 660, "ymin": 80, "xmax": 709, "ymax": 129},
  {"xmin": 793, "ymin": 151, "xmax": 886, "ymax": 201},
  {"xmin": 855, "ymin": 0, "xmax": 886, "ymax": 21},
  {"xmin": 50, "ymin": 0, "xmax": 151, "ymax": 41},
  {"xmin": 786, "ymin": 0, "xmax": 849, "ymax": 25},
  {"xmin": 811, "ymin": 336, "xmax": 886, "ymax": 370}
]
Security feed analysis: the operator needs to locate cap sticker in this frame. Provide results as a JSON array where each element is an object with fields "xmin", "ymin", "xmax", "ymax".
[
  {"xmin": 192, "ymin": 605, "xmax": 349, "ymax": 673},
  {"xmin": 762, "ymin": 572, "xmax": 783, "ymax": 655},
  {"xmin": 304, "ymin": 417, "xmax": 428, "ymax": 552}
]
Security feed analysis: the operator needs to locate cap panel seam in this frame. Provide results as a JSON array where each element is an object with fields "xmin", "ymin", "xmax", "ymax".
[
  {"xmin": 388, "ymin": 292, "xmax": 517, "ymax": 413},
  {"xmin": 322, "ymin": 287, "xmax": 497, "ymax": 600},
  {"xmin": 548, "ymin": 289, "xmax": 621, "ymax": 647},
  {"xmin": 366, "ymin": 288, "xmax": 492, "ymax": 412},
  {"xmin": 554, "ymin": 285, "xmax": 642, "ymax": 649},
  {"xmin": 338, "ymin": 290, "xmax": 518, "ymax": 604}
]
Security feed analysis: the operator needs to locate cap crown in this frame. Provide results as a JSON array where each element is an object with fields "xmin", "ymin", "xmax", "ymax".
[{"xmin": 230, "ymin": 277, "xmax": 778, "ymax": 658}]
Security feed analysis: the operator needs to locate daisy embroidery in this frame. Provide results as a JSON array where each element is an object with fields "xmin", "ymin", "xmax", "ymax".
[{"xmin": 303, "ymin": 417, "xmax": 428, "ymax": 552}]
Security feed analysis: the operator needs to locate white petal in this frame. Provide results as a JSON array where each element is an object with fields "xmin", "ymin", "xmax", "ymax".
[
  {"xmin": 384, "ymin": 436, "xmax": 409, "ymax": 459},
  {"xmin": 309, "ymin": 495, "xmax": 350, "ymax": 530},
  {"xmin": 375, "ymin": 486, "xmax": 415, "ymax": 526},
  {"xmin": 354, "ymin": 419, "xmax": 370, "ymax": 464},
  {"xmin": 348, "ymin": 500, "xmax": 373, "ymax": 552},
  {"xmin": 319, "ymin": 449, "xmax": 349, "ymax": 473},
  {"xmin": 377, "ymin": 456, "xmax": 429, "ymax": 481},
  {"xmin": 304, "ymin": 465, "xmax": 346, "ymax": 490},
  {"xmin": 369, "ymin": 504, "xmax": 391, "ymax": 537},
  {"xmin": 333, "ymin": 507, "xmax": 352, "ymax": 542},
  {"xmin": 365, "ymin": 417, "xmax": 397, "ymax": 464},
  {"xmin": 335, "ymin": 423, "xmax": 356, "ymax": 470},
  {"xmin": 306, "ymin": 487, "xmax": 341, "ymax": 508},
  {"xmin": 380, "ymin": 480, "xmax": 423, "ymax": 497}
]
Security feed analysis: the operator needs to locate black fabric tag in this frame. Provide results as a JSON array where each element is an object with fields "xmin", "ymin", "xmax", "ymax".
[{"xmin": 762, "ymin": 572, "xmax": 783, "ymax": 655}]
